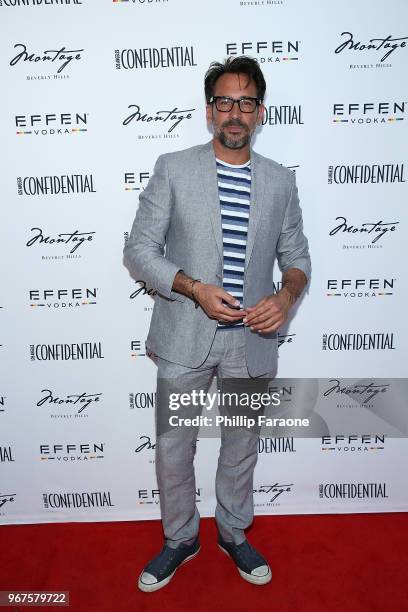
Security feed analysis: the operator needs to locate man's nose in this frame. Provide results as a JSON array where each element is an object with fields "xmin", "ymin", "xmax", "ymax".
[{"xmin": 230, "ymin": 101, "xmax": 243, "ymax": 118}]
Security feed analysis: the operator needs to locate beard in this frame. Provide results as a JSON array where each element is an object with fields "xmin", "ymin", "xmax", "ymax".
[{"xmin": 213, "ymin": 118, "xmax": 253, "ymax": 150}]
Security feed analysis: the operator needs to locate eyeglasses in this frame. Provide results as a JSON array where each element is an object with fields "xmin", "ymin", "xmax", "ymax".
[{"xmin": 209, "ymin": 96, "xmax": 261, "ymax": 113}]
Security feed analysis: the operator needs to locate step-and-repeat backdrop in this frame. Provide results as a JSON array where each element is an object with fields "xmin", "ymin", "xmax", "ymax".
[{"xmin": 1, "ymin": 0, "xmax": 407, "ymax": 524}]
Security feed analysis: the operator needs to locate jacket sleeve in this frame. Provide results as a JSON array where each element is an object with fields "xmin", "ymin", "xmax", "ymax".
[
  {"xmin": 123, "ymin": 153, "xmax": 186, "ymax": 302},
  {"xmin": 276, "ymin": 173, "xmax": 311, "ymax": 285}
]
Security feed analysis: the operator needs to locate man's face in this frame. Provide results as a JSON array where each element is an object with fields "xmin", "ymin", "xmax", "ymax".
[{"xmin": 206, "ymin": 72, "xmax": 264, "ymax": 149}]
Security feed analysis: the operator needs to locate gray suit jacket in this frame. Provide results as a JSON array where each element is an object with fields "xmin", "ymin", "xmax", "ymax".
[{"xmin": 123, "ymin": 140, "xmax": 311, "ymax": 377}]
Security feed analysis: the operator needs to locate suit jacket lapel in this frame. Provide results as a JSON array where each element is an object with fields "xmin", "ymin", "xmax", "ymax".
[
  {"xmin": 198, "ymin": 141, "xmax": 223, "ymax": 260},
  {"xmin": 246, "ymin": 149, "xmax": 266, "ymax": 267},
  {"xmin": 198, "ymin": 142, "xmax": 266, "ymax": 265}
]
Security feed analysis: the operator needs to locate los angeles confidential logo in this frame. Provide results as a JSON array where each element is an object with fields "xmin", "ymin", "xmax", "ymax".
[
  {"xmin": 319, "ymin": 482, "xmax": 388, "ymax": 499},
  {"xmin": 115, "ymin": 45, "xmax": 196, "ymax": 70},
  {"xmin": 43, "ymin": 490, "xmax": 114, "ymax": 510},
  {"xmin": 30, "ymin": 342, "xmax": 104, "ymax": 361},
  {"xmin": 262, "ymin": 104, "xmax": 303, "ymax": 126},
  {"xmin": 328, "ymin": 163, "xmax": 405, "ymax": 184},
  {"xmin": 17, "ymin": 174, "xmax": 95, "ymax": 196},
  {"xmin": 0, "ymin": 1, "xmax": 82, "ymax": 6},
  {"xmin": 322, "ymin": 332, "xmax": 395, "ymax": 351}
]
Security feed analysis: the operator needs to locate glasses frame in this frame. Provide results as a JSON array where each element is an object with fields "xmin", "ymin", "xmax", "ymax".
[{"xmin": 209, "ymin": 96, "xmax": 262, "ymax": 113}]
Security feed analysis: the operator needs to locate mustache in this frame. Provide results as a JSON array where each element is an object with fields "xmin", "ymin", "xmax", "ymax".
[{"xmin": 221, "ymin": 119, "xmax": 248, "ymax": 130}]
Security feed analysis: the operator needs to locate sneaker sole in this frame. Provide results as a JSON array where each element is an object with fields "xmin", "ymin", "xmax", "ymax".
[
  {"xmin": 218, "ymin": 543, "xmax": 272, "ymax": 586},
  {"xmin": 138, "ymin": 546, "xmax": 201, "ymax": 593}
]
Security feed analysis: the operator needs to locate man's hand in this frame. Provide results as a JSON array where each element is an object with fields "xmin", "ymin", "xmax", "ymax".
[
  {"xmin": 243, "ymin": 268, "xmax": 307, "ymax": 333},
  {"xmin": 171, "ymin": 272, "xmax": 246, "ymax": 323},
  {"xmin": 243, "ymin": 289, "xmax": 293, "ymax": 333},
  {"xmin": 195, "ymin": 283, "xmax": 247, "ymax": 324}
]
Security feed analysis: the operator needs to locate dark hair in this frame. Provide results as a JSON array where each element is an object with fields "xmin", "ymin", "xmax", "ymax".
[{"xmin": 204, "ymin": 56, "xmax": 266, "ymax": 103}]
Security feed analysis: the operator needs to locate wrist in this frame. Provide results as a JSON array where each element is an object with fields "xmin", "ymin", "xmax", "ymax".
[
  {"xmin": 190, "ymin": 279, "xmax": 203, "ymax": 307},
  {"xmin": 194, "ymin": 280, "xmax": 207, "ymax": 301},
  {"xmin": 278, "ymin": 286, "xmax": 296, "ymax": 308}
]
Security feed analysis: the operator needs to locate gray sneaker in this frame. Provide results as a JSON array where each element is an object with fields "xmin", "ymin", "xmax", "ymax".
[
  {"xmin": 138, "ymin": 538, "xmax": 200, "ymax": 592},
  {"xmin": 218, "ymin": 536, "xmax": 272, "ymax": 585}
]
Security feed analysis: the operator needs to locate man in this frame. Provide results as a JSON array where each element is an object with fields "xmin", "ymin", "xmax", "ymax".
[{"xmin": 123, "ymin": 56, "xmax": 311, "ymax": 592}]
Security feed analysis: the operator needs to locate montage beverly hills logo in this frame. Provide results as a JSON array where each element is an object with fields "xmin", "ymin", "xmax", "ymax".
[
  {"xmin": 122, "ymin": 103, "xmax": 196, "ymax": 140},
  {"xmin": 25, "ymin": 226, "xmax": 96, "ymax": 261},
  {"xmin": 328, "ymin": 215, "xmax": 400, "ymax": 250},
  {"xmin": 238, "ymin": 0, "xmax": 285, "ymax": 8},
  {"xmin": 253, "ymin": 482, "xmax": 294, "ymax": 507},
  {"xmin": 130, "ymin": 280, "xmax": 157, "ymax": 300},
  {"xmin": 334, "ymin": 31, "xmax": 408, "ymax": 69},
  {"xmin": 37, "ymin": 387, "xmax": 103, "ymax": 419},
  {"xmin": 9, "ymin": 42, "xmax": 84, "ymax": 80},
  {"xmin": 0, "ymin": 492, "xmax": 16, "ymax": 515}
]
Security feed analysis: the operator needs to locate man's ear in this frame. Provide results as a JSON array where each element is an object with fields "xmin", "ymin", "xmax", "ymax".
[
  {"xmin": 257, "ymin": 103, "xmax": 265, "ymax": 125},
  {"xmin": 205, "ymin": 104, "xmax": 213, "ymax": 123}
]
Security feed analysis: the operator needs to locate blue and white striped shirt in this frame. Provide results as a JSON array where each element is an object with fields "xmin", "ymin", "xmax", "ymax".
[{"xmin": 216, "ymin": 157, "xmax": 251, "ymax": 330}]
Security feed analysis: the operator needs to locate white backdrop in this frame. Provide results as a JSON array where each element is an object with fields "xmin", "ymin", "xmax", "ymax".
[{"xmin": 1, "ymin": 0, "xmax": 407, "ymax": 524}]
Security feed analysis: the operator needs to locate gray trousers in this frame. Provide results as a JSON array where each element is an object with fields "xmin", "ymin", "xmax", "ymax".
[{"xmin": 154, "ymin": 327, "xmax": 272, "ymax": 549}]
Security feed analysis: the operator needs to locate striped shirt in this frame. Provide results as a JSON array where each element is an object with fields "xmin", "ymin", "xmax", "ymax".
[{"xmin": 216, "ymin": 157, "xmax": 251, "ymax": 330}]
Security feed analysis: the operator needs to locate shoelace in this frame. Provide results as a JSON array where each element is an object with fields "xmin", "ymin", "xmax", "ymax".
[
  {"xmin": 156, "ymin": 547, "xmax": 178, "ymax": 575},
  {"xmin": 236, "ymin": 542, "xmax": 263, "ymax": 569}
]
